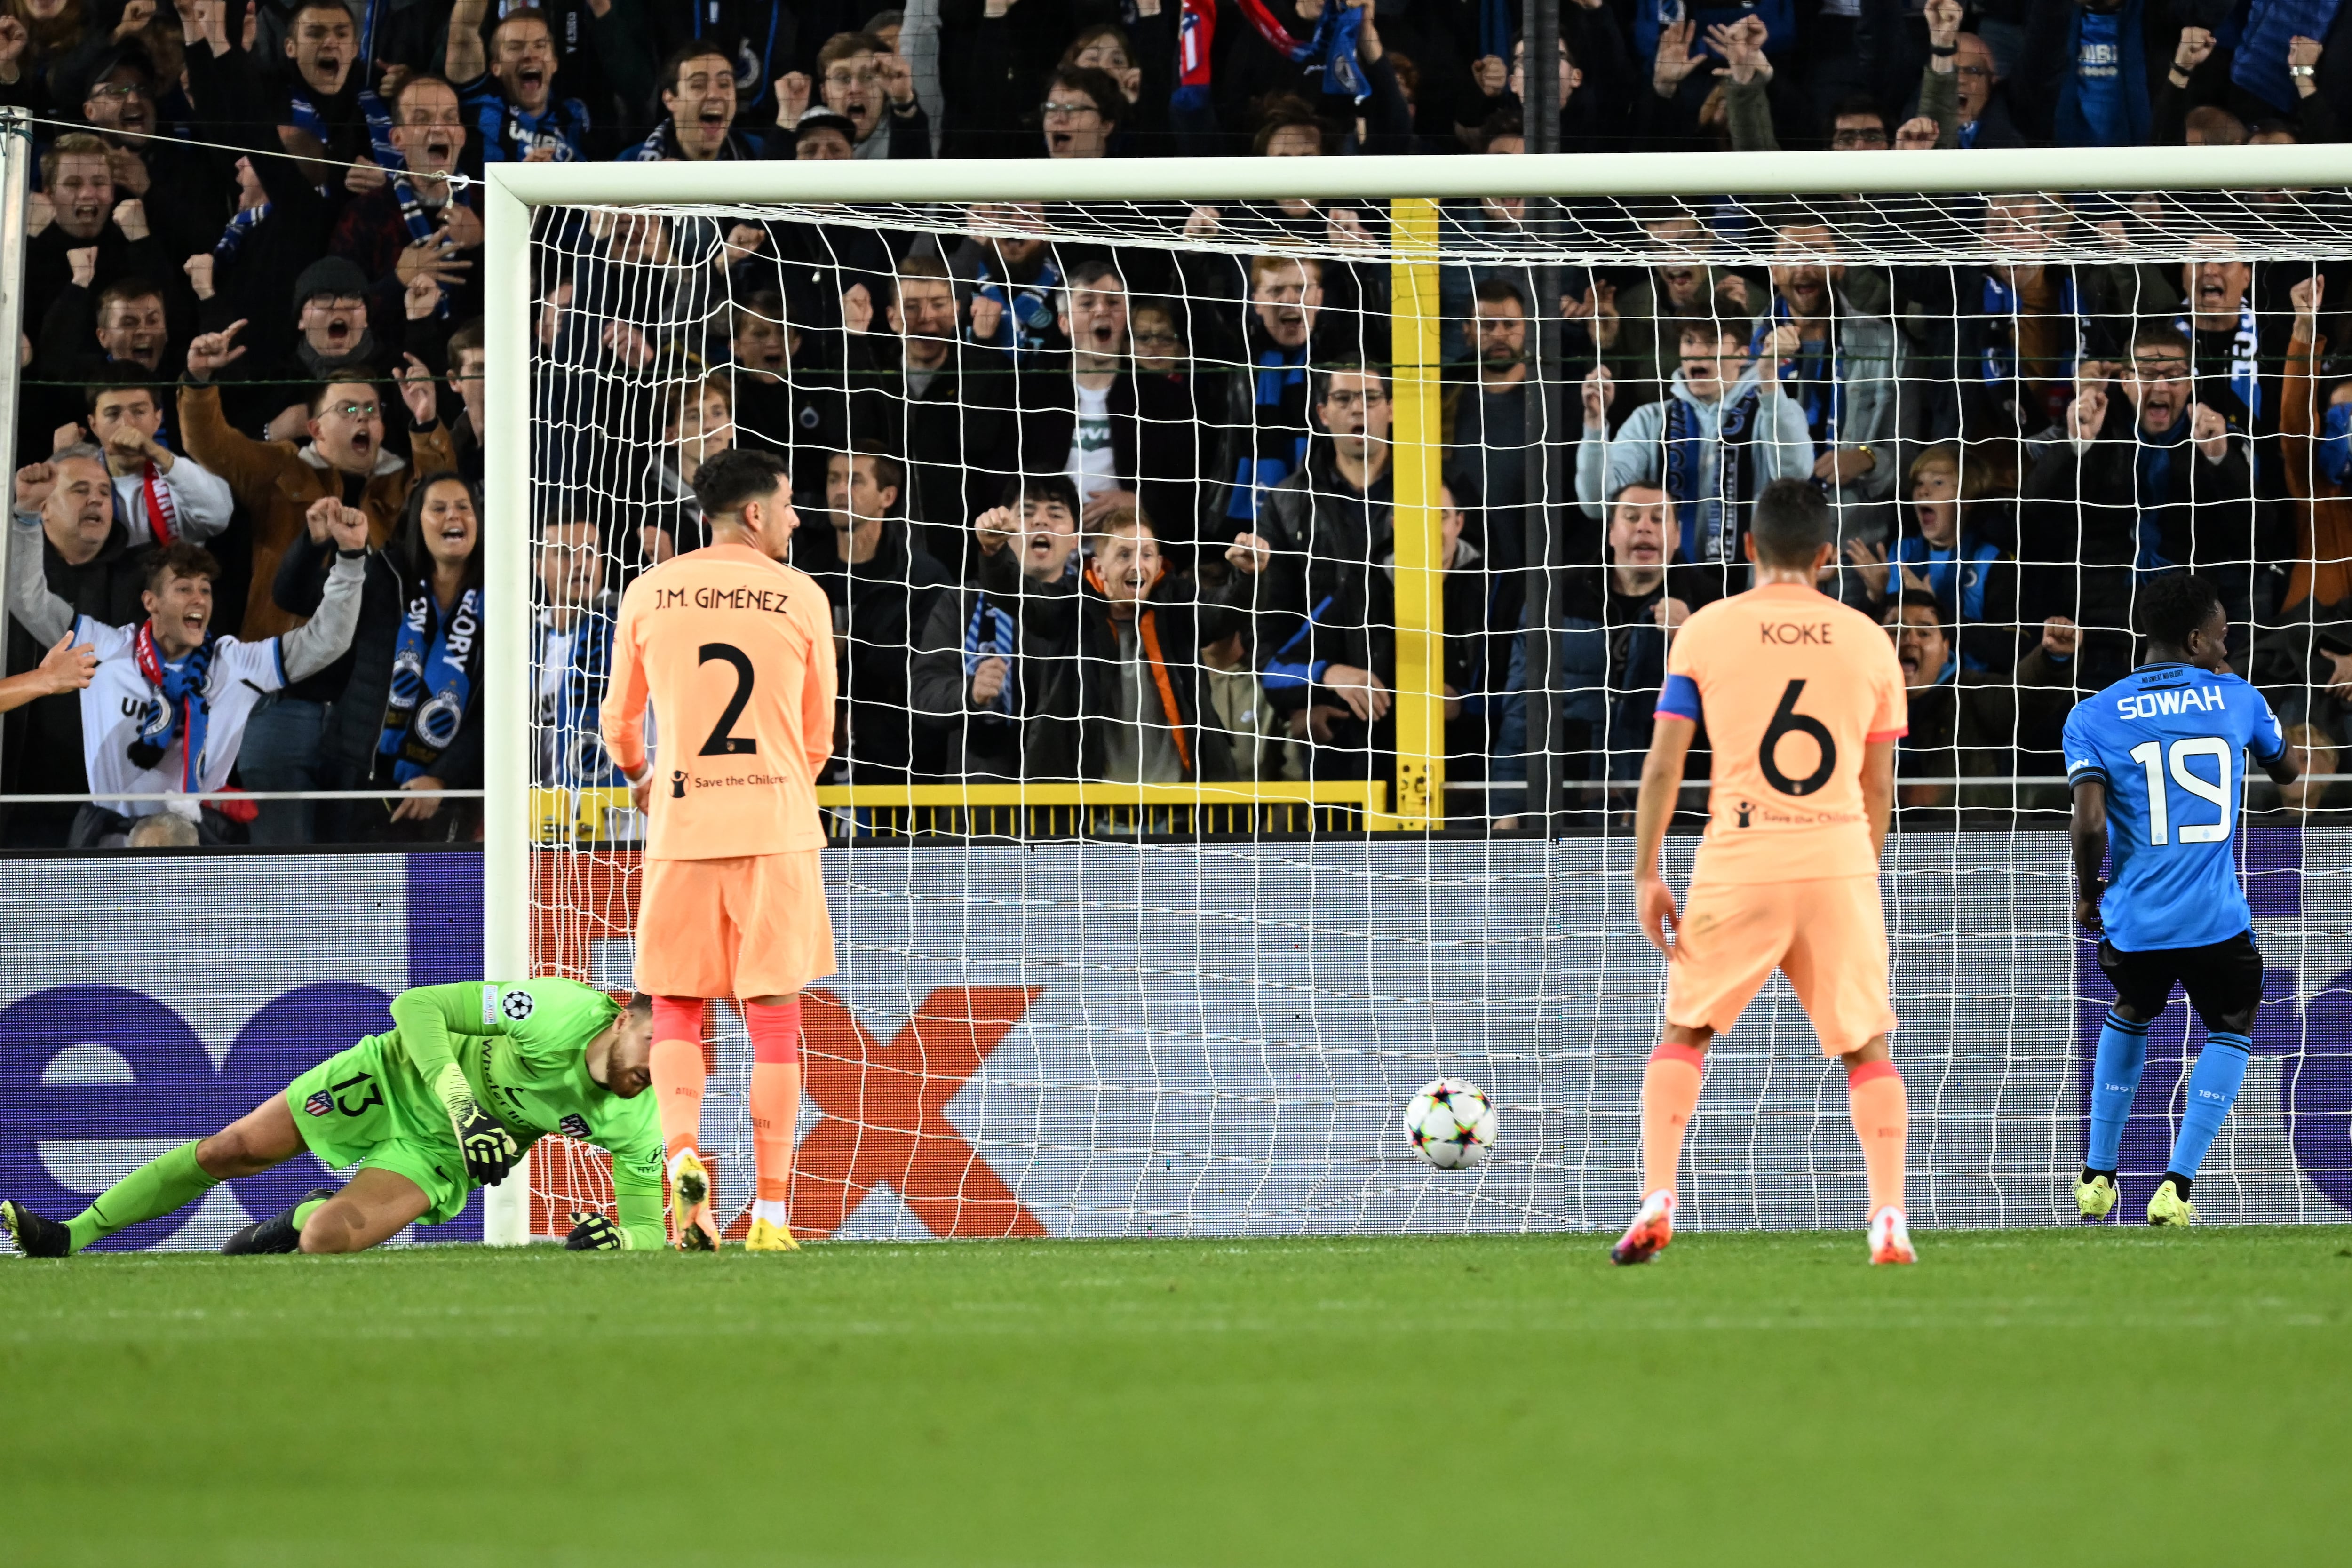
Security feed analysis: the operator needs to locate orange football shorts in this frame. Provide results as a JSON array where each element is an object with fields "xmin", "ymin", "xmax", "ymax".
[
  {"xmin": 1662, "ymin": 874, "xmax": 1897, "ymax": 1055},
  {"xmin": 635, "ymin": 849, "xmax": 836, "ymax": 1000}
]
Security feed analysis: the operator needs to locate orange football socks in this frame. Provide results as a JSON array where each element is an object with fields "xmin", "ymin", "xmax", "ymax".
[
  {"xmin": 1640, "ymin": 1042, "xmax": 1707, "ymax": 1199},
  {"xmin": 1846, "ymin": 1060, "xmax": 1908, "ymax": 1215},
  {"xmin": 745, "ymin": 999, "xmax": 803, "ymax": 1229},
  {"xmin": 649, "ymin": 998, "xmax": 712, "ymax": 1243}
]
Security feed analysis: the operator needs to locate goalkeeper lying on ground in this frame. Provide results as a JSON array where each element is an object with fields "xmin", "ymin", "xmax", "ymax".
[{"xmin": 1, "ymin": 979, "xmax": 663, "ymax": 1257}]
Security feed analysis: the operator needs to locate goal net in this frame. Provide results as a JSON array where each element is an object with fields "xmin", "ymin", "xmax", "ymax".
[{"xmin": 488, "ymin": 154, "xmax": 2352, "ymax": 1242}]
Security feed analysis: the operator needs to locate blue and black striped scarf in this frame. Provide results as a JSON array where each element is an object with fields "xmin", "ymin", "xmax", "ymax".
[{"xmin": 1224, "ymin": 345, "xmax": 1309, "ymax": 524}]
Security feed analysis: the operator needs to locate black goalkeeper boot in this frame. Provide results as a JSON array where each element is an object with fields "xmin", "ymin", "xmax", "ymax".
[
  {"xmin": 222, "ymin": 1188, "xmax": 337, "ymax": 1255},
  {"xmin": 1, "ymin": 1199, "xmax": 72, "ymax": 1258}
]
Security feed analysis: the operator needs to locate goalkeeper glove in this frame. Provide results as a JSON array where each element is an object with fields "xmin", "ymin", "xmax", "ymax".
[
  {"xmin": 564, "ymin": 1210, "xmax": 629, "ymax": 1250},
  {"xmin": 434, "ymin": 1064, "xmax": 520, "ymax": 1186}
]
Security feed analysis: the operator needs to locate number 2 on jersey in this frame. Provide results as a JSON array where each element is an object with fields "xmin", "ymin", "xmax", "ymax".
[
  {"xmin": 2127, "ymin": 736, "xmax": 2231, "ymax": 845},
  {"xmin": 698, "ymin": 643, "xmax": 757, "ymax": 756}
]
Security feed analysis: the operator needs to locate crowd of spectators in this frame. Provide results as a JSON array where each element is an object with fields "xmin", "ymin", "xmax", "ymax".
[{"xmin": 7, "ymin": 0, "xmax": 2352, "ymax": 845}]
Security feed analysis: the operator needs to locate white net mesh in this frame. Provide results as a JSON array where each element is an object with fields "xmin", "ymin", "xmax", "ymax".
[{"xmin": 515, "ymin": 183, "xmax": 2352, "ymax": 1238}]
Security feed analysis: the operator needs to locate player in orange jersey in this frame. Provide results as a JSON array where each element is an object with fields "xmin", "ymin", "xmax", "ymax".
[
  {"xmin": 1613, "ymin": 478, "xmax": 1916, "ymax": 1267},
  {"xmin": 599, "ymin": 449, "xmax": 837, "ymax": 1252}
]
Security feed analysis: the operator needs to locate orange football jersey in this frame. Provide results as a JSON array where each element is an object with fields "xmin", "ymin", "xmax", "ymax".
[
  {"xmin": 1655, "ymin": 581, "xmax": 1907, "ymax": 883},
  {"xmin": 600, "ymin": 542, "xmax": 836, "ymax": 860}
]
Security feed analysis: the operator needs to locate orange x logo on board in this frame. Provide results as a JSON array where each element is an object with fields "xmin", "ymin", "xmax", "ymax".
[{"xmin": 790, "ymin": 986, "xmax": 1048, "ymax": 1239}]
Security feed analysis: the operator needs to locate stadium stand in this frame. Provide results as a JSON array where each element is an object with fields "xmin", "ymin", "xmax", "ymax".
[{"xmin": 8, "ymin": 0, "xmax": 2352, "ymax": 845}]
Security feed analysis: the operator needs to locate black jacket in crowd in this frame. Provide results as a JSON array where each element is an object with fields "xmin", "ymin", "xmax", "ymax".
[
  {"xmin": 843, "ymin": 334, "xmax": 1021, "ymax": 572},
  {"xmin": 2019, "ymin": 398, "xmax": 2264, "ymax": 689},
  {"xmin": 809, "ymin": 519, "xmax": 956, "ymax": 784}
]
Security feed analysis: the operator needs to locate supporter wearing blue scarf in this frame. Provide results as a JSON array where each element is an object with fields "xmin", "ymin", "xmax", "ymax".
[
  {"xmin": 2177, "ymin": 301, "xmax": 2264, "ymax": 423},
  {"xmin": 969, "ymin": 252, "xmax": 1065, "ymax": 361},
  {"xmin": 129, "ymin": 621, "xmax": 216, "ymax": 785},
  {"xmin": 1754, "ymin": 301, "xmax": 1842, "ymax": 453},
  {"xmin": 1226, "ymin": 346, "xmax": 1311, "ymax": 526},
  {"xmin": 1663, "ymin": 382, "xmax": 1762, "ymax": 566},
  {"xmin": 2134, "ymin": 414, "xmax": 2191, "ymax": 572},
  {"xmin": 381, "ymin": 586, "xmax": 480, "ymax": 782},
  {"xmin": 215, "ymin": 203, "xmax": 270, "ymax": 261},
  {"xmin": 377, "ymin": 477, "xmax": 484, "ymax": 786},
  {"xmin": 534, "ymin": 602, "xmax": 622, "ymax": 787},
  {"xmin": 962, "ymin": 596, "xmax": 1020, "ymax": 720}
]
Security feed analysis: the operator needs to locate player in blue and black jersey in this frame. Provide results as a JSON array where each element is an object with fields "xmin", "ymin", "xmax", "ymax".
[{"xmin": 2062, "ymin": 574, "xmax": 2301, "ymax": 1226}]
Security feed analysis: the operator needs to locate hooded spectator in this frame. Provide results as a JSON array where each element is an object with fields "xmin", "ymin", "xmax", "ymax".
[{"xmin": 1577, "ymin": 316, "xmax": 1815, "ymax": 602}]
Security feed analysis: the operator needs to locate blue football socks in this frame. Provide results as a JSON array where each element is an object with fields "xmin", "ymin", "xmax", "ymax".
[
  {"xmin": 2166, "ymin": 1033, "xmax": 2253, "ymax": 1184},
  {"xmin": 2086, "ymin": 1010, "xmax": 2151, "ymax": 1174}
]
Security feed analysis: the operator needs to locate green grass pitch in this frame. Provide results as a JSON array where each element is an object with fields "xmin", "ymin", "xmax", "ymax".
[{"xmin": 5, "ymin": 1229, "xmax": 2348, "ymax": 1567}]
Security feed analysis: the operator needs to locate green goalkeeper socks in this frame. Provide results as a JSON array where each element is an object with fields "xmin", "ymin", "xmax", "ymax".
[
  {"xmin": 67, "ymin": 1140, "xmax": 220, "ymax": 1253},
  {"xmin": 292, "ymin": 1198, "xmax": 328, "ymax": 1233}
]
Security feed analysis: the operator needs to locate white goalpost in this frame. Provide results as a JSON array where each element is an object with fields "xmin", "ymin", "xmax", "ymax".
[{"xmin": 481, "ymin": 146, "xmax": 2352, "ymax": 1246}]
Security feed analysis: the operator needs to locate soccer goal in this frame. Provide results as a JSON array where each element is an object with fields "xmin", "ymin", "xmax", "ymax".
[{"xmin": 481, "ymin": 146, "xmax": 2352, "ymax": 1246}]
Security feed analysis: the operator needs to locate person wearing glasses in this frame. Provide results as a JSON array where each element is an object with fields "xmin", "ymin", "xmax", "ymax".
[
  {"xmin": 175, "ymin": 320, "xmax": 455, "ymax": 842},
  {"xmin": 2020, "ymin": 323, "xmax": 2260, "ymax": 694},
  {"xmin": 772, "ymin": 29, "xmax": 930, "ymax": 161},
  {"xmin": 1040, "ymin": 64, "xmax": 1121, "ymax": 159},
  {"xmin": 64, "ymin": 40, "xmax": 217, "ymax": 266},
  {"xmin": 1945, "ymin": 30, "xmax": 2025, "ymax": 148}
]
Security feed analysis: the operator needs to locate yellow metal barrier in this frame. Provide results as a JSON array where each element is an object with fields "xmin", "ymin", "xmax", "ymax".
[
  {"xmin": 533, "ymin": 781, "xmax": 1398, "ymax": 844},
  {"xmin": 1389, "ymin": 194, "xmax": 1445, "ymax": 831}
]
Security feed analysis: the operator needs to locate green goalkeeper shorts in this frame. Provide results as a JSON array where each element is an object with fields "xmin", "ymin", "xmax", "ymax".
[{"xmin": 284, "ymin": 1033, "xmax": 470, "ymax": 1226}]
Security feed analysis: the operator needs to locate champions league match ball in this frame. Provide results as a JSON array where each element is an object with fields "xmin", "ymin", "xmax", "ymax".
[{"xmin": 1405, "ymin": 1078, "xmax": 1497, "ymax": 1170}]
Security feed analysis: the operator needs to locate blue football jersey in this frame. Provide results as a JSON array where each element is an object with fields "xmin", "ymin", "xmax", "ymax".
[{"xmin": 2063, "ymin": 662, "xmax": 2288, "ymax": 952}]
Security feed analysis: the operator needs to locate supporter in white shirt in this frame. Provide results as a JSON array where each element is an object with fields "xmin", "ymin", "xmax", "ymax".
[
  {"xmin": 57, "ymin": 380, "xmax": 234, "ymax": 548},
  {"xmin": 7, "ymin": 446, "xmax": 368, "ymax": 846},
  {"xmin": 1064, "ymin": 263, "xmax": 1126, "ymax": 511}
]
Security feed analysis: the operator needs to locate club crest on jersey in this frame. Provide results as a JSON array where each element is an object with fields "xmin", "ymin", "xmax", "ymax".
[
  {"xmin": 500, "ymin": 988, "xmax": 535, "ymax": 1022},
  {"xmin": 559, "ymin": 1114, "xmax": 591, "ymax": 1140},
  {"xmin": 303, "ymin": 1089, "xmax": 334, "ymax": 1117}
]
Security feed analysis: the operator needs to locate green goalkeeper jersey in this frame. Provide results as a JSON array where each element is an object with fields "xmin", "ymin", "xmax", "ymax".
[{"xmin": 384, "ymin": 979, "xmax": 666, "ymax": 1249}]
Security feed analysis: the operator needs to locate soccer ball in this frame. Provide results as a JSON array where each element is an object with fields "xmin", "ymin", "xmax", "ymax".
[{"xmin": 1405, "ymin": 1077, "xmax": 1497, "ymax": 1170}]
